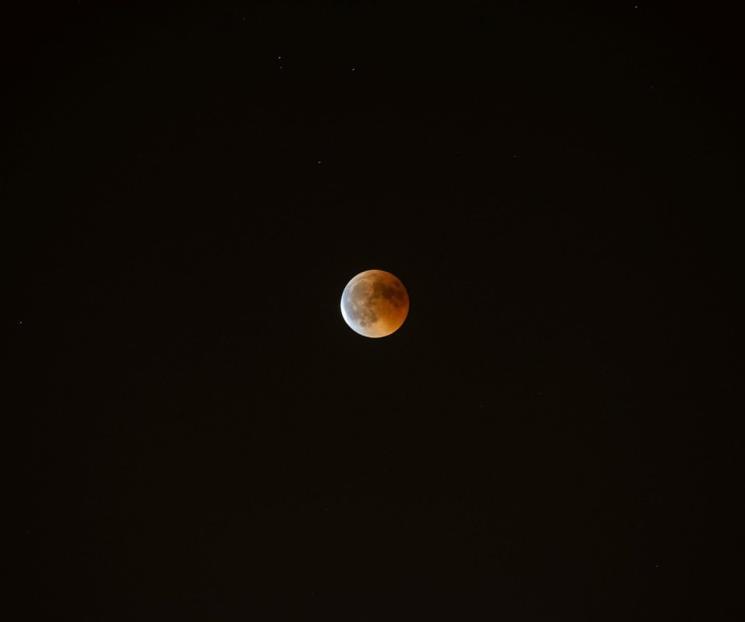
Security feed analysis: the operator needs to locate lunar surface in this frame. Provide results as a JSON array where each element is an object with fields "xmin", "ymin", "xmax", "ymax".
[{"xmin": 340, "ymin": 269, "xmax": 409, "ymax": 338}]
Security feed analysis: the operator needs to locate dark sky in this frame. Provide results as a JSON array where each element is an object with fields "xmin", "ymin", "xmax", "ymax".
[{"xmin": 9, "ymin": 2, "xmax": 741, "ymax": 620}]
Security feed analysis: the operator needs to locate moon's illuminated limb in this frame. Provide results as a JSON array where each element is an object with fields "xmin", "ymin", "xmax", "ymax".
[{"xmin": 340, "ymin": 269, "xmax": 409, "ymax": 338}]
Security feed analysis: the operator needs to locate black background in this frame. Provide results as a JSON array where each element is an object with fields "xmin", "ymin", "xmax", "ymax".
[{"xmin": 9, "ymin": 2, "xmax": 741, "ymax": 620}]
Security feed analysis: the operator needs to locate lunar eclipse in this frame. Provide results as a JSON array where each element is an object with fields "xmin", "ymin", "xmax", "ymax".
[{"xmin": 340, "ymin": 269, "xmax": 409, "ymax": 338}]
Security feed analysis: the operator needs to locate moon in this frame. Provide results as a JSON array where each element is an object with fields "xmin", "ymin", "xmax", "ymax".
[{"xmin": 340, "ymin": 269, "xmax": 409, "ymax": 338}]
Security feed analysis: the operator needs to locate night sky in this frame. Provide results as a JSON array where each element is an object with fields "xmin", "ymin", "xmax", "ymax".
[{"xmin": 10, "ymin": 2, "xmax": 741, "ymax": 620}]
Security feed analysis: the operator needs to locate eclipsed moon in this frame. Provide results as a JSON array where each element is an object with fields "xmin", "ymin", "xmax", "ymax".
[{"xmin": 340, "ymin": 269, "xmax": 409, "ymax": 338}]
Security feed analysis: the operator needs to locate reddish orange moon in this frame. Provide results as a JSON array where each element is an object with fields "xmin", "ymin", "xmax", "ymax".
[{"xmin": 340, "ymin": 269, "xmax": 409, "ymax": 338}]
